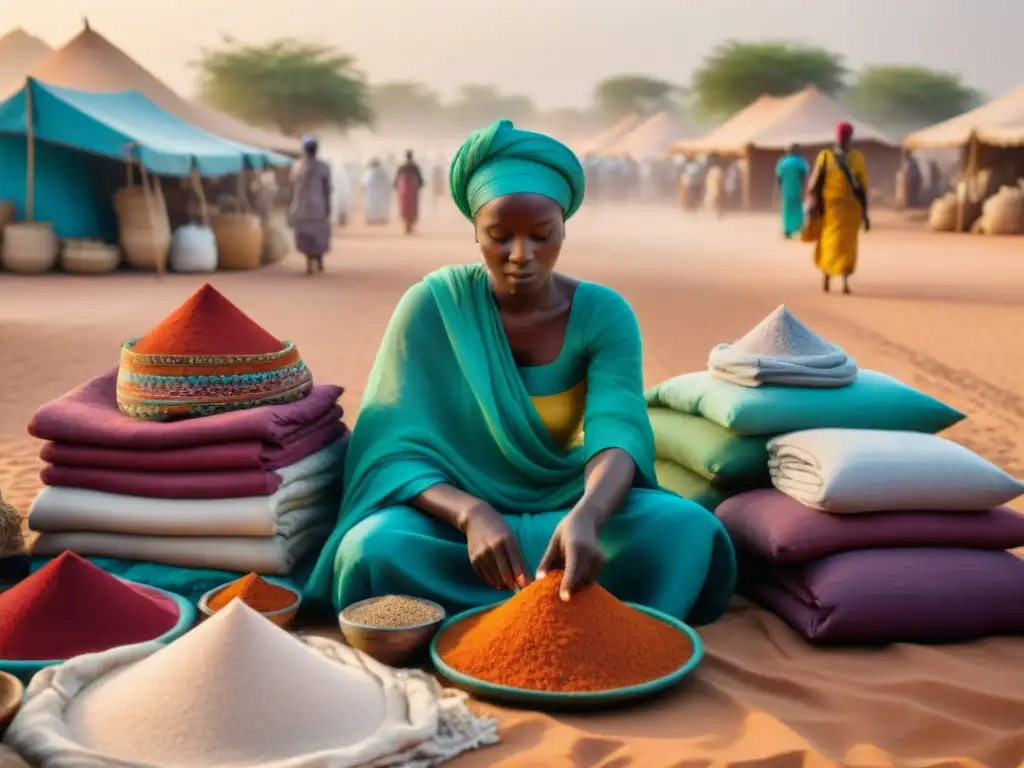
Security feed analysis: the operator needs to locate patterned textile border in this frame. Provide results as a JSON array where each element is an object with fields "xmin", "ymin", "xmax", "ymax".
[{"xmin": 116, "ymin": 339, "xmax": 313, "ymax": 421}]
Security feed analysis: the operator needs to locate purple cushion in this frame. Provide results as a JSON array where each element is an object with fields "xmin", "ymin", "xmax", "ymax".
[
  {"xmin": 741, "ymin": 548, "xmax": 1024, "ymax": 643},
  {"xmin": 717, "ymin": 489, "xmax": 1024, "ymax": 563}
]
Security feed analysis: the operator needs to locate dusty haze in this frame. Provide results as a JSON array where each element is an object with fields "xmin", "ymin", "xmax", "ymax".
[{"xmin": 5, "ymin": 0, "xmax": 1019, "ymax": 107}]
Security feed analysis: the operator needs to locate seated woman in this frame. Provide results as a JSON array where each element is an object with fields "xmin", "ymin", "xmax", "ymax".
[{"xmin": 305, "ymin": 120, "xmax": 736, "ymax": 623}]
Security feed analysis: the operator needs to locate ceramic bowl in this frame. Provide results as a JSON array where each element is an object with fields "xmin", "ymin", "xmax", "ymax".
[
  {"xmin": 198, "ymin": 578, "xmax": 302, "ymax": 629},
  {"xmin": 339, "ymin": 596, "xmax": 446, "ymax": 667},
  {"xmin": 0, "ymin": 671, "xmax": 24, "ymax": 737}
]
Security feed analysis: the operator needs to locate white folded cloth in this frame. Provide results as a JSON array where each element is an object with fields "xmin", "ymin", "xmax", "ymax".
[
  {"xmin": 709, "ymin": 305, "xmax": 857, "ymax": 388},
  {"xmin": 31, "ymin": 524, "xmax": 332, "ymax": 574},
  {"xmin": 29, "ymin": 439, "xmax": 345, "ymax": 537},
  {"xmin": 768, "ymin": 428, "xmax": 1024, "ymax": 513}
]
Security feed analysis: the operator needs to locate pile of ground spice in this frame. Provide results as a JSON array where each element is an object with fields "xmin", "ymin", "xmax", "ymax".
[
  {"xmin": 66, "ymin": 601, "xmax": 389, "ymax": 766},
  {"xmin": 437, "ymin": 571, "xmax": 693, "ymax": 692},
  {"xmin": 344, "ymin": 595, "xmax": 442, "ymax": 628},
  {"xmin": 131, "ymin": 283, "xmax": 284, "ymax": 356},
  {"xmin": 0, "ymin": 551, "xmax": 180, "ymax": 660},
  {"xmin": 207, "ymin": 573, "xmax": 297, "ymax": 613}
]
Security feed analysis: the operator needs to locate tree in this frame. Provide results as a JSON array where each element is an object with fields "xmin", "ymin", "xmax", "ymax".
[
  {"xmin": 691, "ymin": 41, "xmax": 846, "ymax": 118},
  {"xmin": 447, "ymin": 84, "xmax": 536, "ymax": 128},
  {"xmin": 592, "ymin": 75, "xmax": 684, "ymax": 120},
  {"xmin": 194, "ymin": 37, "xmax": 374, "ymax": 136},
  {"xmin": 371, "ymin": 81, "xmax": 443, "ymax": 126},
  {"xmin": 849, "ymin": 66, "xmax": 979, "ymax": 132}
]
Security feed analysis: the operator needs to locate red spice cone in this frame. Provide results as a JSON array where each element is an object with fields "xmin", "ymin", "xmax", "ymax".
[
  {"xmin": 0, "ymin": 551, "xmax": 179, "ymax": 660},
  {"xmin": 132, "ymin": 283, "xmax": 284, "ymax": 356}
]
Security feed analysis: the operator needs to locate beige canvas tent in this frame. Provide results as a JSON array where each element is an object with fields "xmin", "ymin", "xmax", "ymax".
[
  {"xmin": 905, "ymin": 87, "xmax": 1024, "ymax": 149},
  {"xmin": 599, "ymin": 112, "xmax": 694, "ymax": 158},
  {"xmin": 574, "ymin": 114, "xmax": 642, "ymax": 156},
  {"xmin": 10, "ymin": 23, "xmax": 298, "ymax": 156},
  {"xmin": 0, "ymin": 28, "xmax": 52, "ymax": 94},
  {"xmin": 670, "ymin": 87, "xmax": 900, "ymax": 207}
]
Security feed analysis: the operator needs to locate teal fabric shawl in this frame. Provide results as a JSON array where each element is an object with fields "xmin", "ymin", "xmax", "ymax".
[
  {"xmin": 449, "ymin": 119, "xmax": 585, "ymax": 220},
  {"xmin": 304, "ymin": 264, "xmax": 657, "ymax": 610}
]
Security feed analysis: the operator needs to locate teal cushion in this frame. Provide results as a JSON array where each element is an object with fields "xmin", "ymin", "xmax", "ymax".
[
  {"xmin": 648, "ymin": 408, "xmax": 771, "ymax": 488},
  {"xmin": 645, "ymin": 370, "xmax": 964, "ymax": 436},
  {"xmin": 655, "ymin": 460, "xmax": 733, "ymax": 511}
]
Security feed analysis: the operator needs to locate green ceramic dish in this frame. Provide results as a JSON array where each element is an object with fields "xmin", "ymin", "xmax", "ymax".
[
  {"xmin": 430, "ymin": 601, "xmax": 704, "ymax": 709},
  {"xmin": 0, "ymin": 582, "xmax": 196, "ymax": 685}
]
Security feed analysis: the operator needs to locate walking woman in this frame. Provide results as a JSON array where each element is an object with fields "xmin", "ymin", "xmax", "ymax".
[
  {"xmin": 806, "ymin": 122, "xmax": 869, "ymax": 294},
  {"xmin": 290, "ymin": 134, "xmax": 333, "ymax": 275},
  {"xmin": 775, "ymin": 144, "xmax": 809, "ymax": 238}
]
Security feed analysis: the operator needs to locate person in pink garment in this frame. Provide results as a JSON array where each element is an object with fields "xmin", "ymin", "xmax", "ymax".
[{"xmin": 394, "ymin": 149, "xmax": 425, "ymax": 235}]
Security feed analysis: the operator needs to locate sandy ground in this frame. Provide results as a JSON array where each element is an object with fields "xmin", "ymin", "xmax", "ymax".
[
  {"xmin": 2, "ymin": 202, "xmax": 1021, "ymax": 516},
  {"xmin": 2, "ymin": 203, "xmax": 1024, "ymax": 767}
]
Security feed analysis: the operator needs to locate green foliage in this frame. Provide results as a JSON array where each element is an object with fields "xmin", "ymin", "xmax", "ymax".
[
  {"xmin": 692, "ymin": 41, "xmax": 846, "ymax": 118},
  {"xmin": 194, "ymin": 37, "xmax": 374, "ymax": 136},
  {"xmin": 446, "ymin": 84, "xmax": 536, "ymax": 127},
  {"xmin": 371, "ymin": 81, "xmax": 443, "ymax": 124},
  {"xmin": 849, "ymin": 66, "xmax": 979, "ymax": 131},
  {"xmin": 592, "ymin": 75, "xmax": 684, "ymax": 120}
]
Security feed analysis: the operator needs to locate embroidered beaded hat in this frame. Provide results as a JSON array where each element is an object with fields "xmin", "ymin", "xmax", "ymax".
[{"xmin": 116, "ymin": 284, "xmax": 313, "ymax": 421}]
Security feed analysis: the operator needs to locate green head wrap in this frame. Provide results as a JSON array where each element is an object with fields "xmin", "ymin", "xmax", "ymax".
[{"xmin": 448, "ymin": 119, "xmax": 586, "ymax": 221}]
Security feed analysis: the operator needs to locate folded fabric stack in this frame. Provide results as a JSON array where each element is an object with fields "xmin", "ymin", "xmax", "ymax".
[
  {"xmin": 708, "ymin": 305, "xmax": 858, "ymax": 388},
  {"xmin": 25, "ymin": 284, "xmax": 350, "ymax": 601},
  {"xmin": 645, "ymin": 306, "xmax": 963, "ymax": 510},
  {"xmin": 720, "ymin": 429, "xmax": 1024, "ymax": 644}
]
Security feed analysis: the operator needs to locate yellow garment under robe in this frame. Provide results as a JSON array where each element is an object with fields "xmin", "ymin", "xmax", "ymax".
[
  {"xmin": 530, "ymin": 380, "xmax": 586, "ymax": 449},
  {"xmin": 813, "ymin": 149, "xmax": 868, "ymax": 277}
]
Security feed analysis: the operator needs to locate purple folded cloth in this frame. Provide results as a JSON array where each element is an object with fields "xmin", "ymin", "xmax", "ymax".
[
  {"xmin": 718, "ymin": 489, "xmax": 1024, "ymax": 563},
  {"xmin": 28, "ymin": 370, "xmax": 344, "ymax": 450},
  {"xmin": 40, "ymin": 464, "xmax": 282, "ymax": 499},
  {"xmin": 741, "ymin": 548, "xmax": 1024, "ymax": 643},
  {"xmin": 39, "ymin": 416, "xmax": 346, "ymax": 472}
]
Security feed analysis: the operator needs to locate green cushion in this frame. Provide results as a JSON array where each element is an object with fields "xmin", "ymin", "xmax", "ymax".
[
  {"xmin": 655, "ymin": 460, "xmax": 732, "ymax": 511},
  {"xmin": 645, "ymin": 370, "xmax": 964, "ymax": 436},
  {"xmin": 648, "ymin": 408, "xmax": 771, "ymax": 488}
]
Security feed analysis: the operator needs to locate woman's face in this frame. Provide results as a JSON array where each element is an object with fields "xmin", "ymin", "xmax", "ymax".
[{"xmin": 474, "ymin": 193, "xmax": 564, "ymax": 297}]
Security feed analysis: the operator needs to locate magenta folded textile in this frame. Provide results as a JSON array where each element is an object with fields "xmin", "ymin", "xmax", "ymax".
[
  {"xmin": 41, "ymin": 464, "xmax": 282, "ymax": 499},
  {"xmin": 39, "ymin": 416, "xmax": 346, "ymax": 472},
  {"xmin": 28, "ymin": 370, "xmax": 344, "ymax": 450},
  {"xmin": 717, "ymin": 489, "xmax": 1024, "ymax": 563}
]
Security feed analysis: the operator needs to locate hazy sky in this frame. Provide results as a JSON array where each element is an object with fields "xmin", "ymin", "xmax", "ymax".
[{"xmin": 4, "ymin": 0, "xmax": 1019, "ymax": 108}]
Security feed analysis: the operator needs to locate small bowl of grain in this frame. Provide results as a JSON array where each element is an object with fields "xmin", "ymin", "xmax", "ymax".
[{"xmin": 339, "ymin": 594, "xmax": 446, "ymax": 667}]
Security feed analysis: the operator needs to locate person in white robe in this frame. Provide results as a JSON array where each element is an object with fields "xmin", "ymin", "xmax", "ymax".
[{"xmin": 361, "ymin": 158, "xmax": 392, "ymax": 225}]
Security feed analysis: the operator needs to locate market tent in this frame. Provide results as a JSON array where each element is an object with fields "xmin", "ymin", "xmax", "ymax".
[
  {"xmin": 575, "ymin": 114, "xmax": 643, "ymax": 156},
  {"xmin": 600, "ymin": 112, "xmax": 696, "ymax": 158},
  {"xmin": 10, "ymin": 23, "xmax": 298, "ymax": 157},
  {"xmin": 670, "ymin": 87, "xmax": 894, "ymax": 155},
  {"xmin": 669, "ymin": 87, "xmax": 900, "ymax": 207},
  {"xmin": 0, "ymin": 28, "xmax": 51, "ymax": 93},
  {"xmin": 904, "ymin": 86, "xmax": 1024, "ymax": 149},
  {"xmin": 0, "ymin": 79, "xmax": 281, "ymax": 176}
]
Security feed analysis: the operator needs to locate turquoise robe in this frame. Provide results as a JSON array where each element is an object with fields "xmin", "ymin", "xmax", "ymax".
[
  {"xmin": 776, "ymin": 154, "xmax": 810, "ymax": 238},
  {"xmin": 304, "ymin": 265, "xmax": 736, "ymax": 623}
]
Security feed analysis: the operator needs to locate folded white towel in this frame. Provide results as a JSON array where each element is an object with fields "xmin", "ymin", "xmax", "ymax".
[
  {"xmin": 709, "ymin": 305, "xmax": 857, "ymax": 388},
  {"xmin": 768, "ymin": 428, "xmax": 1024, "ymax": 513},
  {"xmin": 31, "ymin": 525, "xmax": 332, "ymax": 574}
]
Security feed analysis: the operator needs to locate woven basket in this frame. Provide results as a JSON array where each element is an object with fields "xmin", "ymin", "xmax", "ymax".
[
  {"xmin": 212, "ymin": 212, "xmax": 263, "ymax": 270},
  {"xmin": 0, "ymin": 201, "xmax": 13, "ymax": 230},
  {"xmin": 61, "ymin": 240, "xmax": 121, "ymax": 275},
  {"xmin": 113, "ymin": 185, "xmax": 171, "ymax": 272},
  {"xmin": 261, "ymin": 212, "xmax": 290, "ymax": 266},
  {"xmin": 1, "ymin": 222, "xmax": 58, "ymax": 274}
]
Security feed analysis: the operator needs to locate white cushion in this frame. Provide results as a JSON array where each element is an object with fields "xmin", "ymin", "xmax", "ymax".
[{"xmin": 768, "ymin": 429, "xmax": 1024, "ymax": 513}]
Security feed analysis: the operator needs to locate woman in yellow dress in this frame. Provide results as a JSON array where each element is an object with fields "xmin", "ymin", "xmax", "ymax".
[{"xmin": 807, "ymin": 122, "xmax": 870, "ymax": 294}]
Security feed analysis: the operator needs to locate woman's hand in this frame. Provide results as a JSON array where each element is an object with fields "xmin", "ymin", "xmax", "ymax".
[
  {"xmin": 536, "ymin": 511, "xmax": 606, "ymax": 601},
  {"xmin": 464, "ymin": 503, "xmax": 530, "ymax": 591}
]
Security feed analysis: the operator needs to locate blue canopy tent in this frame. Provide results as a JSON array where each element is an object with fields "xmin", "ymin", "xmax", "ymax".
[{"xmin": 0, "ymin": 78, "xmax": 291, "ymax": 239}]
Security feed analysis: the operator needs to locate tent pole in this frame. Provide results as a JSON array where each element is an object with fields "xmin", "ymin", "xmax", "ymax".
[{"xmin": 24, "ymin": 78, "xmax": 35, "ymax": 223}]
